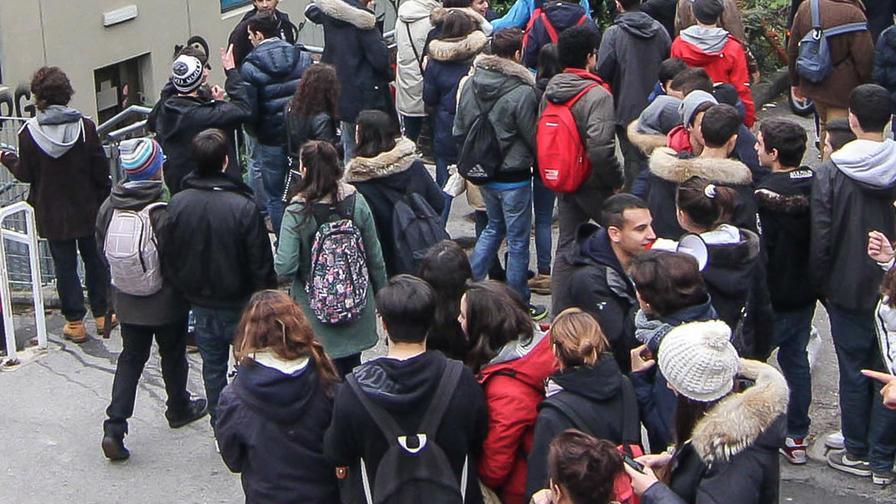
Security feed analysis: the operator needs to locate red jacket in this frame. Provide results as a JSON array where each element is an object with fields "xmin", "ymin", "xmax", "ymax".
[
  {"xmin": 477, "ymin": 333, "xmax": 557, "ymax": 504},
  {"xmin": 666, "ymin": 125, "xmax": 693, "ymax": 153},
  {"xmin": 671, "ymin": 34, "xmax": 755, "ymax": 127}
]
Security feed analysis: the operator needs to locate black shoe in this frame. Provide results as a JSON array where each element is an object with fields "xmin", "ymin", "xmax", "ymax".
[
  {"xmin": 166, "ymin": 398, "xmax": 209, "ymax": 429},
  {"xmin": 102, "ymin": 432, "xmax": 130, "ymax": 461},
  {"xmin": 529, "ymin": 304, "xmax": 549, "ymax": 322}
]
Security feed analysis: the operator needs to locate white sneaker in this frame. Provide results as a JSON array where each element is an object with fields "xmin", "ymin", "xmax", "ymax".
[{"xmin": 825, "ymin": 431, "xmax": 845, "ymax": 450}]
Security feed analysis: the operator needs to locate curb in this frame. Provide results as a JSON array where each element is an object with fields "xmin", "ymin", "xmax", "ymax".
[{"xmin": 754, "ymin": 69, "xmax": 791, "ymax": 110}]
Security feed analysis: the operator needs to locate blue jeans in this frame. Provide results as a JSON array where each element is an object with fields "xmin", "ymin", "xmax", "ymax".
[
  {"xmin": 435, "ymin": 157, "xmax": 453, "ymax": 225},
  {"xmin": 192, "ymin": 306, "xmax": 241, "ymax": 428},
  {"xmin": 243, "ymin": 132, "xmax": 268, "ymax": 217},
  {"xmin": 471, "ymin": 184, "xmax": 532, "ymax": 303},
  {"xmin": 255, "ymin": 143, "xmax": 288, "ymax": 235},
  {"xmin": 828, "ymin": 304, "xmax": 896, "ymax": 471},
  {"xmin": 773, "ymin": 305, "xmax": 815, "ymax": 437},
  {"xmin": 532, "ymin": 177, "xmax": 555, "ymax": 275},
  {"xmin": 47, "ymin": 237, "xmax": 109, "ymax": 322},
  {"xmin": 341, "ymin": 121, "xmax": 357, "ymax": 163}
]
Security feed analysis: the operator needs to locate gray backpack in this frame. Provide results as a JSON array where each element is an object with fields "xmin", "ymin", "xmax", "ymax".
[{"xmin": 104, "ymin": 202, "xmax": 166, "ymax": 296}]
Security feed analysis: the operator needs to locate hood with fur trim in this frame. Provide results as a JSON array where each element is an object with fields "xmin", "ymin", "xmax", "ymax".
[
  {"xmin": 627, "ymin": 120, "xmax": 667, "ymax": 155},
  {"xmin": 692, "ymin": 359, "xmax": 788, "ymax": 465},
  {"xmin": 472, "ymin": 54, "xmax": 536, "ymax": 88},
  {"xmin": 311, "ymin": 0, "xmax": 376, "ymax": 29},
  {"xmin": 649, "ymin": 148, "xmax": 752, "ymax": 186},
  {"xmin": 344, "ymin": 137, "xmax": 418, "ymax": 182},
  {"xmin": 428, "ymin": 30, "xmax": 488, "ymax": 62},
  {"xmin": 430, "ymin": 7, "xmax": 492, "ymax": 34}
]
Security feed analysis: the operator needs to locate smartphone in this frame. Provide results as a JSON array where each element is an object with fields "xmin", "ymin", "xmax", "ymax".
[{"xmin": 623, "ymin": 453, "xmax": 645, "ymax": 473}]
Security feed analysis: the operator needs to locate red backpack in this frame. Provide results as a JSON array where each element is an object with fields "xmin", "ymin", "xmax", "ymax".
[
  {"xmin": 536, "ymin": 83, "xmax": 599, "ymax": 194},
  {"xmin": 524, "ymin": 6, "xmax": 588, "ymax": 46}
]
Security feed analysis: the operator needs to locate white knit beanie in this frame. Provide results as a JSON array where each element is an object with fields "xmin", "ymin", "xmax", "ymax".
[
  {"xmin": 658, "ymin": 320, "xmax": 740, "ymax": 402},
  {"xmin": 171, "ymin": 55, "xmax": 204, "ymax": 94}
]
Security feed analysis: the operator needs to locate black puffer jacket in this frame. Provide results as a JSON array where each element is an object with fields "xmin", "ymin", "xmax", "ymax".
[
  {"xmin": 240, "ymin": 39, "xmax": 312, "ymax": 146},
  {"xmin": 874, "ymin": 25, "xmax": 896, "ymax": 112},
  {"xmin": 165, "ymin": 173, "xmax": 276, "ymax": 310},
  {"xmin": 286, "ymin": 109, "xmax": 339, "ymax": 160}
]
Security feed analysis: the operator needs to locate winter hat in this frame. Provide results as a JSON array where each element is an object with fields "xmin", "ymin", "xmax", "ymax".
[
  {"xmin": 679, "ymin": 90, "xmax": 718, "ymax": 127},
  {"xmin": 658, "ymin": 320, "xmax": 740, "ymax": 402},
  {"xmin": 691, "ymin": 0, "xmax": 724, "ymax": 25},
  {"xmin": 119, "ymin": 138, "xmax": 165, "ymax": 181},
  {"xmin": 171, "ymin": 55, "xmax": 204, "ymax": 94}
]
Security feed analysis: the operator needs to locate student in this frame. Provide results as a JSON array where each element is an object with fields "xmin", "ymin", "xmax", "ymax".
[
  {"xmin": 286, "ymin": 63, "xmax": 341, "ymax": 161},
  {"xmin": 821, "ymin": 117, "xmax": 857, "ymax": 159},
  {"xmin": 648, "ymin": 57, "xmax": 688, "ymax": 103},
  {"xmin": 665, "ymin": 89, "xmax": 716, "ymax": 155},
  {"xmin": 530, "ymin": 430, "xmax": 626, "ymax": 504},
  {"xmin": 552, "ymin": 194, "xmax": 656, "ymax": 372},
  {"xmin": 165, "ymin": 129, "xmax": 277, "ymax": 427},
  {"xmin": 417, "ymin": 240, "xmax": 473, "ymax": 361},
  {"xmin": 275, "ymin": 141, "xmax": 387, "ymax": 377},
  {"xmin": 396, "ymin": 0, "xmax": 441, "ymax": 142},
  {"xmin": 625, "ymin": 321, "xmax": 788, "ymax": 504},
  {"xmin": 344, "ymin": 110, "xmax": 445, "ymax": 275},
  {"xmin": 810, "ymin": 84, "xmax": 896, "ymax": 484},
  {"xmin": 490, "ymin": 0, "xmax": 591, "ymax": 32},
  {"xmin": 671, "ymin": 0, "xmax": 755, "ymax": 126},
  {"xmin": 525, "ymin": 308, "xmax": 639, "ymax": 502},
  {"xmin": 0, "ymin": 66, "xmax": 112, "ymax": 343},
  {"xmin": 711, "ymin": 83, "xmax": 764, "ymax": 182},
  {"xmin": 597, "ymin": 0, "xmax": 671, "ymax": 189},
  {"xmin": 96, "ymin": 139, "xmax": 206, "ymax": 461},
  {"xmin": 522, "ymin": 0, "xmax": 602, "ymax": 70},
  {"xmin": 462, "ymin": 281, "xmax": 556, "ymax": 504},
  {"xmin": 216, "ymin": 290, "xmax": 340, "ymax": 503},
  {"xmin": 674, "ymin": 0, "xmax": 746, "ymax": 41},
  {"xmin": 753, "ymin": 118, "xmax": 816, "ymax": 465},
  {"xmin": 324, "ymin": 275, "xmax": 488, "ymax": 503},
  {"xmin": 227, "ymin": 0, "xmax": 299, "ymax": 67},
  {"xmin": 425, "ymin": 0, "xmax": 494, "ymax": 51}
]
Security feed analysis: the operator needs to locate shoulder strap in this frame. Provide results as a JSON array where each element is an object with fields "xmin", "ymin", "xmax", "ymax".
[
  {"xmin": 542, "ymin": 394, "xmax": 591, "ymax": 433},
  {"xmin": 419, "ymin": 359, "xmax": 465, "ymax": 434},
  {"xmin": 347, "ymin": 373, "xmax": 405, "ymax": 441},
  {"xmin": 565, "ymin": 83, "xmax": 600, "ymax": 107},
  {"xmin": 406, "ymin": 22, "xmax": 425, "ymax": 75},
  {"xmin": 824, "ymin": 22, "xmax": 869, "ymax": 38},
  {"xmin": 619, "ymin": 376, "xmax": 640, "ymax": 445},
  {"xmin": 810, "ymin": 0, "xmax": 821, "ymax": 31},
  {"xmin": 576, "ymin": 14, "xmax": 587, "ymax": 27},
  {"xmin": 472, "ymin": 85, "xmax": 500, "ymax": 119},
  {"xmin": 541, "ymin": 12, "xmax": 560, "ymax": 44}
]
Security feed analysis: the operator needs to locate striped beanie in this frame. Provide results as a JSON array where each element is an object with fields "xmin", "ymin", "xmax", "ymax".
[{"xmin": 120, "ymin": 138, "xmax": 164, "ymax": 181}]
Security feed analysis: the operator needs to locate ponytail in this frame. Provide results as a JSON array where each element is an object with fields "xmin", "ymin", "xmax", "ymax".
[
  {"xmin": 676, "ymin": 176, "xmax": 738, "ymax": 230},
  {"xmin": 550, "ymin": 308, "xmax": 610, "ymax": 368}
]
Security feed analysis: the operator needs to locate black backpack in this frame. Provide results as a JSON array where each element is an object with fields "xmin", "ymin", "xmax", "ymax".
[
  {"xmin": 389, "ymin": 191, "xmax": 449, "ymax": 274},
  {"xmin": 456, "ymin": 86, "xmax": 502, "ymax": 185},
  {"xmin": 346, "ymin": 360, "xmax": 468, "ymax": 504},
  {"xmin": 540, "ymin": 376, "xmax": 640, "ymax": 446}
]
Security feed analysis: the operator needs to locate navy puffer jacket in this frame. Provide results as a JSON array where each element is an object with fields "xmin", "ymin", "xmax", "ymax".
[{"xmin": 240, "ymin": 39, "xmax": 312, "ymax": 146}]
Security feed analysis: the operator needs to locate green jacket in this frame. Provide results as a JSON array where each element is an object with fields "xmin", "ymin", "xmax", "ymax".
[{"xmin": 275, "ymin": 185, "xmax": 387, "ymax": 359}]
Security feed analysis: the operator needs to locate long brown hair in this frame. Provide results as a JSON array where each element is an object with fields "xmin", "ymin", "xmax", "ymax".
[
  {"xmin": 676, "ymin": 176, "xmax": 738, "ymax": 230},
  {"xmin": 290, "ymin": 63, "xmax": 340, "ymax": 119},
  {"xmin": 296, "ymin": 140, "xmax": 343, "ymax": 212},
  {"xmin": 550, "ymin": 308, "xmax": 609, "ymax": 369},
  {"xmin": 464, "ymin": 281, "xmax": 534, "ymax": 373},
  {"xmin": 234, "ymin": 290, "xmax": 339, "ymax": 391}
]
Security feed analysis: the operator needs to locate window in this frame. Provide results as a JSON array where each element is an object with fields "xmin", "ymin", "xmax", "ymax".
[{"xmin": 221, "ymin": 0, "xmax": 252, "ymax": 12}]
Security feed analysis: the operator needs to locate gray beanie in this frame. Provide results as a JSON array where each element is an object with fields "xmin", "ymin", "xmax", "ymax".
[
  {"xmin": 638, "ymin": 95, "xmax": 683, "ymax": 135},
  {"xmin": 692, "ymin": 0, "xmax": 724, "ymax": 24},
  {"xmin": 171, "ymin": 55, "xmax": 204, "ymax": 94},
  {"xmin": 678, "ymin": 90, "xmax": 718, "ymax": 127},
  {"xmin": 658, "ymin": 320, "xmax": 740, "ymax": 402}
]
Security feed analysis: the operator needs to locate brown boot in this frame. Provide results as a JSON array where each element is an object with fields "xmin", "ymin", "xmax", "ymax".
[
  {"xmin": 63, "ymin": 320, "xmax": 88, "ymax": 343},
  {"xmin": 95, "ymin": 314, "xmax": 119, "ymax": 335},
  {"xmin": 528, "ymin": 274, "xmax": 552, "ymax": 295}
]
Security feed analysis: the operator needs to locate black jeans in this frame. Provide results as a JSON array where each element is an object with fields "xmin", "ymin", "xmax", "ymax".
[
  {"xmin": 47, "ymin": 236, "xmax": 109, "ymax": 322},
  {"xmin": 104, "ymin": 319, "xmax": 191, "ymax": 433}
]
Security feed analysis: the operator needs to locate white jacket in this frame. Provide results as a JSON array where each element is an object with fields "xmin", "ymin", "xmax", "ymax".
[{"xmin": 395, "ymin": 0, "xmax": 440, "ymax": 116}]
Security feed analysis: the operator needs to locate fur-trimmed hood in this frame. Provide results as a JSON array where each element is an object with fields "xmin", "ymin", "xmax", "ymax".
[
  {"xmin": 472, "ymin": 54, "xmax": 536, "ymax": 88},
  {"xmin": 311, "ymin": 0, "xmax": 376, "ymax": 29},
  {"xmin": 430, "ymin": 7, "xmax": 489, "ymax": 30},
  {"xmin": 649, "ymin": 148, "xmax": 752, "ymax": 186},
  {"xmin": 692, "ymin": 359, "xmax": 788, "ymax": 466},
  {"xmin": 344, "ymin": 137, "xmax": 418, "ymax": 182},
  {"xmin": 428, "ymin": 30, "xmax": 488, "ymax": 62},
  {"xmin": 627, "ymin": 120, "xmax": 667, "ymax": 155}
]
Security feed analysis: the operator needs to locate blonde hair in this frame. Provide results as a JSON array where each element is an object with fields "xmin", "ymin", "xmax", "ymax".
[{"xmin": 550, "ymin": 308, "xmax": 610, "ymax": 367}]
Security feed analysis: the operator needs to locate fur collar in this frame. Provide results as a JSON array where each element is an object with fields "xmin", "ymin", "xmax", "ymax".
[
  {"xmin": 692, "ymin": 359, "xmax": 788, "ymax": 465},
  {"xmin": 627, "ymin": 120, "xmax": 667, "ymax": 155},
  {"xmin": 754, "ymin": 188, "xmax": 810, "ymax": 214},
  {"xmin": 649, "ymin": 147, "xmax": 752, "ymax": 185},
  {"xmin": 344, "ymin": 137, "xmax": 418, "ymax": 182},
  {"xmin": 473, "ymin": 54, "xmax": 536, "ymax": 87},
  {"xmin": 430, "ymin": 6, "xmax": 487, "ymax": 26},
  {"xmin": 313, "ymin": 0, "xmax": 376, "ymax": 29},
  {"xmin": 428, "ymin": 31, "xmax": 488, "ymax": 62}
]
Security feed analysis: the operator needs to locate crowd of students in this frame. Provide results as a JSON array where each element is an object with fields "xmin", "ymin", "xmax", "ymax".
[{"xmin": 6, "ymin": 0, "xmax": 896, "ymax": 502}]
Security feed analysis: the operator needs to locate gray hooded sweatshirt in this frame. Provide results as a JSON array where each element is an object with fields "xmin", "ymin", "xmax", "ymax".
[{"xmin": 24, "ymin": 105, "xmax": 84, "ymax": 159}]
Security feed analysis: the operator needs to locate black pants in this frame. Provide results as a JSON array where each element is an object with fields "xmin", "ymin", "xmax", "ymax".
[
  {"xmin": 104, "ymin": 319, "xmax": 191, "ymax": 433},
  {"xmin": 47, "ymin": 236, "xmax": 109, "ymax": 322}
]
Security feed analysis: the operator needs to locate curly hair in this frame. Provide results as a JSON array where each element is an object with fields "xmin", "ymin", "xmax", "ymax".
[
  {"xmin": 548, "ymin": 430, "xmax": 623, "ymax": 504},
  {"xmin": 31, "ymin": 67, "xmax": 75, "ymax": 110},
  {"xmin": 289, "ymin": 63, "xmax": 340, "ymax": 119}
]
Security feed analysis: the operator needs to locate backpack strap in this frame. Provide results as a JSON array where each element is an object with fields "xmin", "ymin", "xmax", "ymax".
[
  {"xmin": 541, "ymin": 393, "xmax": 591, "ymax": 432},
  {"xmin": 346, "ymin": 372, "xmax": 406, "ymax": 444},
  {"xmin": 565, "ymin": 83, "xmax": 600, "ymax": 107},
  {"xmin": 824, "ymin": 22, "xmax": 869, "ymax": 38},
  {"xmin": 309, "ymin": 193, "xmax": 356, "ymax": 228},
  {"xmin": 575, "ymin": 14, "xmax": 587, "ymax": 27},
  {"xmin": 405, "ymin": 22, "xmax": 425, "ymax": 76},
  {"xmin": 419, "ymin": 359, "xmax": 465, "ymax": 434},
  {"xmin": 810, "ymin": 0, "xmax": 821, "ymax": 31},
  {"xmin": 540, "ymin": 11, "xmax": 560, "ymax": 44}
]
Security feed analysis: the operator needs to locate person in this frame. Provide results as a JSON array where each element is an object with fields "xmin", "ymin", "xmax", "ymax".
[
  {"xmin": 275, "ymin": 140, "xmax": 387, "ymax": 377},
  {"xmin": 165, "ymin": 129, "xmax": 277, "ymax": 428},
  {"xmin": 628, "ymin": 250, "xmax": 716, "ymax": 452},
  {"xmin": 240, "ymin": 12, "xmax": 311, "ymax": 235},
  {"xmin": 863, "ymin": 370, "xmax": 896, "ymax": 410},
  {"xmin": 788, "ymin": 0, "xmax": 874, "ymax": 158},
  {"xmin": 711, "ymin": 83, "xmax": 764, "ymax": 182},
  {"xmin": 490, "ymin": 0, "xmax": 591, "ymax": 31},
  {"xmin": 648, "ymin": 57, "xmax": 688, "ymax": 103},
  {"xmin": 753, "ymin": 118, "xmax": 816, "ymax": 465},
  {"xmin": 810, "ymin": 84, "xmax": 896, "ymax": 485},
  {"xmin": 344, "ymin": 109, "xmax": 446, "ymax": 275},
  {"xmin": 395, "ymin": 0, "xmax": 440, "ymax": 142},
  {"xmin": 525, "ymin": 308, "xmax": 640, "ymax": 502},
  {"xmin": 423, "ymin": 9, "xmax": 488, "ymax": 220},
  {"xmin": 542, "ymin": 25, "xmax": 624, "ymax": 255},
  {"xmin": 454, "ymin": 29, "xmax": 543, "ymax": 319},
  {"xmin": 521, "ymin": 0, "xmax": 602, "ymax": 70},
  {"xmin": 646, "ymin": 103, "xmax": 757, "ymax": 239},
  {"xmin": 306, "ymin": 0, "xmax": 392, "ymax": 162},
  {"xmin": 675, "ymin": 176, "xmax": 772, "ymax": 359},
  {"xmin": 530, "ymin": 430, "xmax": 626, "ymax": 504},
  {"xmin": 625, "ymin": 320, "xmax": 788, "ymax": 504},
  {"xmin": 665, "ymin": 88, "xmax": 716, "ymax": 156},
  {"xmin": 417, "ymin": 240, "xmax": 473, "ymax": 361},
  {"xmin": 461, "ymin": 281, "xmax": 556, "ymax": 504},
  {"xmin": 286, "ymin": 63, "xmax": 341, "ymax": 164},
  {"xmin": 0, "ymin": 66, "xmax": 112, "ymax": 343},
  {"xmin": 552, "ymin": 194, "xmax": 656, "ymax": 372},
  {"xmin": 227, "ymin": 0, "xmax": 299, "ymax": 68},
  {"xmin": 597, "ymin": 0, "xmax": 671, "ymax": 189},
  {"xmin": 425, "ymin": 0, "xmax": 494, "ymax": 49},
  {"xmin": 324, "ymin": 275, "xmax": 488, "ymax": 503},
  {"xmin": 154, "ymin": 48, "xmax": 253, "ymax": 194},
  {"xmin": 873, "ymin": 23, "xmax": 896, "ymax": 138},
  {"xmin": 96, "ymin": 139, "xmax": 207, "ymax": 461},
  {"xmin": 215, "ymin": 290, "xmax": 340, "ymax": 503},
  {"xmin": 670, "ymin": 0, "xmax": 755, "ymax": 126},
  {"xmin": 674, "ymin": 0, "xmax": 745, "ymax": 40},
  {"xmin": 822, "ymin": 117, "xmax": 857, "ymax": 159}
]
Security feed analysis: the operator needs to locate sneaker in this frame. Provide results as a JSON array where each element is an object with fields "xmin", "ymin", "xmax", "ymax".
[
  {"xmin": 529, "ymin": 304, "xmax": 548, "ymax": 322},
  {"xmin": 101, "ymin": 431, "xmax": 130, "ymax": 461},
  {"xmin": 780, "ymin": 437, "xmax": 808, "ymax": 465},
  {"xmin": 872, "ymin": 470, "xmax": 896, "ymax": 486},
  {"xmin": 528, "ymin": 274, "xmax": 552, "ymax": 296},
  {"xmin": 827, "ymin": 450, "xmax": 871, "ymax": 477},
  {"xmin": 166, "ymin": 398, "xmax": 209, "ymax": 429},
  {"xmin": 825, "ymin": 431, "xmax": 845, "ymax": 450},
  {"xmin": 63, "ymin": 320, "xmax": 88, "ymax": 343}
]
